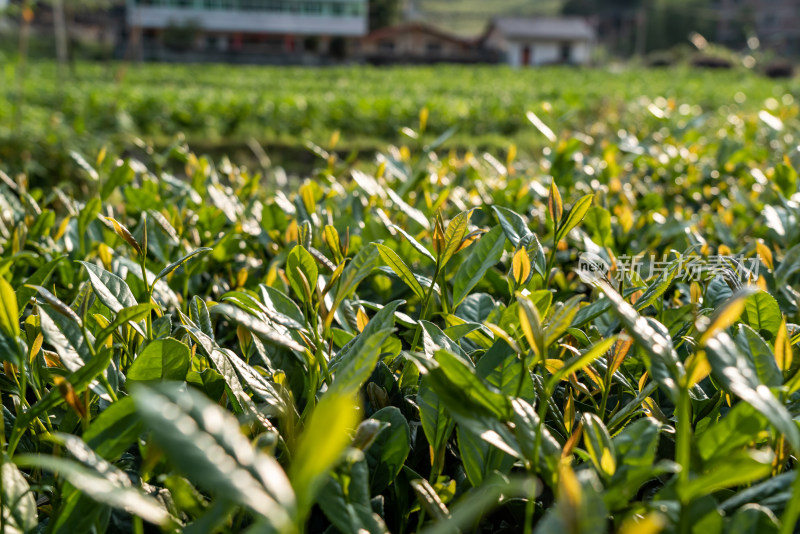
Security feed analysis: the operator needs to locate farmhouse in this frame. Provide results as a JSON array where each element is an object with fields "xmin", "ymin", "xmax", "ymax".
[
  {"xmin": 121, "ymin": 0, "xmax": 595, "ymax": 66},
  {"xmin": 482, "ymin": 17, "xmax": 595, "ymax": 67},
  {"xmin": 126, "ymin": 0, "xmax": 368, "ymax": 62},
  {"xmin": 358, "ymin": 22, "xmax": 497, "ymax": 64}
]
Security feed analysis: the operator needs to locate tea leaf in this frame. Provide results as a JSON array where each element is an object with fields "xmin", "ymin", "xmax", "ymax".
[
  {"xmin": 452, "ymin": 225, "xmax": 506, "ymax": 307},
  {"xmin": 290, "ymin": 392, "xmax": 361, "ymax": 521},
  {"xmin": 548, "ymin": 181, "xmax": 563, "ymax": 224},
  {"xmin": 155, "ymin": 247, "xmax": 212, "ymax": 283},
  {"xmin": 133, "ymin": 383, "xmax": 296, "ymax": 529},
  {"xmin": 439, "ymin": 209, "xmax": 473, "ymax": 267},
  {"xmin": 0, "ymin": 274, "xmax": 20, "ymax": 338},
  {"xmin": 127, "ymin": 338, "xmax": 191, "ymax": 382},
  {"xmin": 554, "ymin": 194, "xmax": 593, "ymax": 244},
  {"xmin": 705, "ymin": 332, "xmax": 800, "ymax": 451},
  {"xmin": 14, "ymin": 454, "xmax": 173, "ymax": 527},
  {"xmin": 104, "ymin": 216, "xmax": 142, "ymax": 255},
  {"xmin": 375, "ymin": 243, "xmax": 425, "ymax": 299}
]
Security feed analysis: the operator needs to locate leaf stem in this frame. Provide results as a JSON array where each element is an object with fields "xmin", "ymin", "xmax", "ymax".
[
  {"xmin": 410, "ymin": 260, "xmax": 440, "ymax": 352},
  {"xmin": 523, "ymin": 491, "xmax": 535, "ymax": 534},
  {"xmin": 0, "ymin": 380, "xmax": 5, "ymax": 447},
  {"xmin": 309, "ymin": 305, "xmax": 331, "ymax": 387},
  {"xmin": 99, "ymin": 374, "xmax": 119, "ymax": 402},
  {"xmin": 676, "ymin": 386, "xmax": 692, "ymax": 534},
  {"xmin": 439, "ymin": 263, "xmax": 449, "ymax": 315},
  {"xmin": 139, "ymin": 251, "xmax": 153, "ymax": 341},
  {"xmin": 532, "ymin": 383, "xmax": 550, "ymax": 478}
]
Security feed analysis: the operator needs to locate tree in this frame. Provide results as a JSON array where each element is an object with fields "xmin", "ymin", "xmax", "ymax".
[
  {"xmin": 562, "ymin": 0, "xmax": 642, "ymax": 16},
  {"xmin": 369, "ymin": 0, "xmax": 400, "ymax": 32},
  {"xmin": 562, "ymin": 0, "xmax": 718, "ymax": 55},
  {"xmin": 643, "ymin": 0, "xmax": 717, "ymax": 53}
]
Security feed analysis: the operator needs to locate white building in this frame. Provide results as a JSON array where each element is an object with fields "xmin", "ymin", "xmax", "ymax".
[
  {"xmin": 482, "ymin": 17, "xmax": 595, "ymax": 67},
  {"xmin": 127, "ymin": 0, "xmax": 368, "ymax": 60}
]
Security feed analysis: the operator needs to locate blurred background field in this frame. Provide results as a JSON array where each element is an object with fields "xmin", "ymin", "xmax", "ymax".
[
  {"xmin": 3, "ymin": 61, "xmax": 799, "ymax": 182},
  {"xmin": 6, "ymin": 2, "xmax": 800, "ymax": 533}
]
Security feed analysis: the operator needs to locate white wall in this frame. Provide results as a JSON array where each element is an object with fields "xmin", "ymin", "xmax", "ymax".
[
  {"xmin": 532, "ymin": 42, "xmax": 559, "ymax": 65},
  {"xmin": 571, "ymin": 42, "xmax": 591, "ymax": 63},
  {"xmin": 127, "ymin": 7, "xmax": 367, "ymax": 36},
  {"xmin": 506, "ymin": 39, "xmax": 592, "ymax": 67},
  {"xmin": 507, "ymin": 42, "xmax": 521, "ymax": 67}
]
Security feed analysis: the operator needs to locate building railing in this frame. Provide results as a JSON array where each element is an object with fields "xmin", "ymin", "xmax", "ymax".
[{"xmin": 130, "ymin": 0, "xmax": 366, "ymax": 16}]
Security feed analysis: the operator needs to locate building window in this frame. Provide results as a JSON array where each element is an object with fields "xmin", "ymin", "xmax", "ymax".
[
  {"xmin": 521, "ymin": 45, "xmax": 531, "ymax": 66},
  {"xmin": 560, "ymin": 42, "xmax": 571, "ymax": 62},
  {"xmin": 304, "ymin": 1, "xmax": 322, "ymax": 14},
  {"xmin": 378, "ymin": 40, "xmax": 395, "ymax": 53},
  {"xmin": 263, "ymin": 37, "xmax": 284, "ymax": 51},
  {"xmin": 426, "ymin": 42, "xmax": 442, "ymax": 55}
]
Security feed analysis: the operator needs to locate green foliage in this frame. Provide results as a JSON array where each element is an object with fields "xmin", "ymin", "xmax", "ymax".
[
  {"xmin": 3, "ymin": 67, "xmax": 800, "ymax": 534},
  {"xmin": 4, "ymin": 63, "xmax": 800, "ymax": 183}
]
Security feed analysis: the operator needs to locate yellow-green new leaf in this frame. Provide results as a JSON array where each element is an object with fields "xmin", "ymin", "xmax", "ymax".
[
  {"xmin": 0, "ymin": 274, "xmax": 20, "ymax": 338},
  {"xmin": 775, "ymin": 318, "xmax": 793, "ymax": 373},
  {"xmin": 323, "ymin": 225, "xmax": 343, "ymax": 264},
  {"xmin": 290, "ymin": 392, "xmax": 361, "ymax": 522},
  {"xmin": 104, "ymin": 216, "xmax": 142, "ymax": 255},
  {"xmin": 512, "ymin": 248, "xmax": 531, "ymax": 287},
  {"xmin": 548, "ymin": 181, "xmax": 563, "ymax": 224},
  {"xmin": 376, "ymin": 243, "xmax": 425, "ymax": 299},
  {"xmin": 547, "ymin": 336, "xmax": 617, "ymax": 390},
  {"xmin": 582, "ymin": 413, "xmax": 616, "ymax": 478},
  {"xmin": 518, "ymin": 294, "xmax": 544, "ymax": 360},
  {"xmin": 554, "ymin": 194, "xmax": 594, "ymax": 244},
  {"xmin": 698, "ymin": 287, "xmax": 757, "ymax": 346},
  {"xmin": 439, "ymin": 210, "xmax": 473, "ymax": 267},
  {"xmin": 544, "ymin": 295, "xmax": 584, "ymax": 347}
]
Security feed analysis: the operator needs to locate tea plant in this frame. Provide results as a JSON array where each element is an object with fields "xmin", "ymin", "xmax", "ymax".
[
  {"xmin": 3, "ymin": 62, "xmax": 799, "ymax": 182},
  {"xmin": 1, "ymin": 99, "xmax": 800, "ymax": 534}
]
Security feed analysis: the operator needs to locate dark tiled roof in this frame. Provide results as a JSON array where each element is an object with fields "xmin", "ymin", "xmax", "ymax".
[{"xmin": 489, "ymin": 17, "xmax": 595, "ymax": 41}]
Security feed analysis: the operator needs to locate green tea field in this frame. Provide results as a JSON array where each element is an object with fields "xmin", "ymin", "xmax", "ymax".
[
  {"xmin": 1, "ymin": 62, "xmax": 800, "ymax": 533},
  {"xmin": 2, "ymin": 62, "xmax": 798, "ymax": 179}
]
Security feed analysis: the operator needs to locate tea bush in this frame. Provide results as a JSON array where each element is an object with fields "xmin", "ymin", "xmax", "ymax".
[{"xmin": 1, "ymin": 71, "xmax": 800, "ymax": 534}]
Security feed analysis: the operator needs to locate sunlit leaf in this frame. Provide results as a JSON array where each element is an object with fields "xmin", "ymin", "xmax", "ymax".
[{"xmin": 133, "ymin": 383, "xmax": 296, "ymax": 529}]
